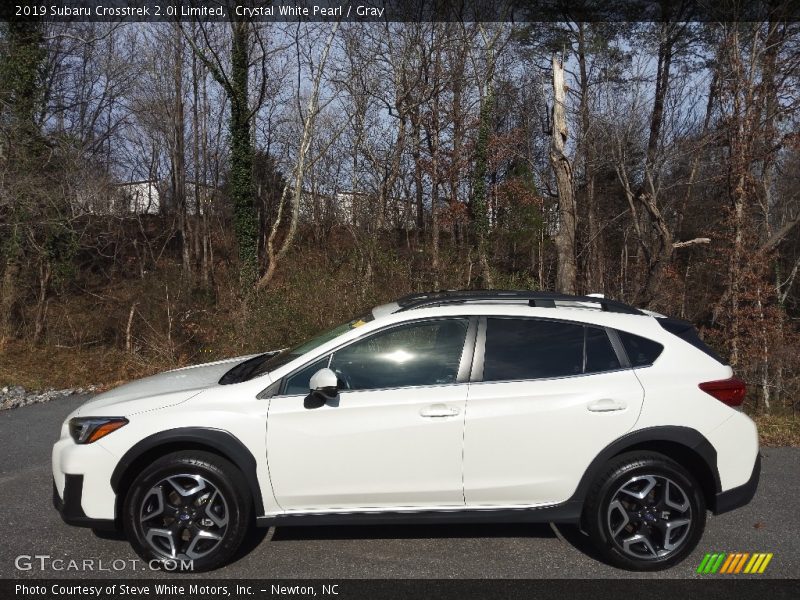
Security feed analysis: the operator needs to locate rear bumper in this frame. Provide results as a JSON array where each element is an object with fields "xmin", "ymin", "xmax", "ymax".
[
  {"xmin": 712, "ymin": 453, "xmax": 761, "ymax": 515},
  {"xmin": 53, "ymin": 475, "xmax": 117, "ymax": 531}
]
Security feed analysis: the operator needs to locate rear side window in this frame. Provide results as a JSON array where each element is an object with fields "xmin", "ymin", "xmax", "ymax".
[
  {"xmin": 483, "ymin": 319, "xmax": 620, "ymax": 382},
  {"xmin": 657, "ymin": 318, "xmax": 725, "ymax": 364},
  {"xmin": 617, "ymin": 331, "xmax": 664, "ymax": 367},
  {"xmin": 585, "ymin": 326, "xmax": 622, "ymax": 373}
]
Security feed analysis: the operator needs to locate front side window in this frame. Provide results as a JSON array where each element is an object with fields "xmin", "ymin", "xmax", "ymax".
[
  {"xmin": 328, "ymin": 319, "xmax": 469, "ymax": 391},
  {"xmin": 482, "ymin": 318, "xmax": 621, "ymax": 382},
  {"xmin": 283, "ymin": 357, "xmax": 329, "ymax": 395}
]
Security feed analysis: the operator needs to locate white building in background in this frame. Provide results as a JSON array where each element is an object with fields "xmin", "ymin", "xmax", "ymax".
[
  {"xmin": 117, "ymin": 180, "xmax": 162, "ymax": 214},
  {"xmin": 116, "ymin": 180, "xmax": 217, "ymax": 216},
  {"xmin": 72, "ymin": 180, "xmax": 220, "ymax": 216},
  {"xmin": 73, "ymin": 178, "xmax": 412, "ymax": 225},
  {"xmin": 72, "ymin": 180, "xmax": 163, "ymax": 216},
  {"xmin": 298, "ymin": 189, "xmax": 417, "ymax": 230}
]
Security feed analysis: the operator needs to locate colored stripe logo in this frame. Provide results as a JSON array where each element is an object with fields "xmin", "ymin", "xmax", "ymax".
[{"xmin": 697, "ymin": 552, "xmax": 773, "ymax": 574}]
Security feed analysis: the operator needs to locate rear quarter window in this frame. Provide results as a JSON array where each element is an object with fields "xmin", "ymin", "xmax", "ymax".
[{"xmin": 617, "ymin": 331, "xmax": 664, "ymax": 367}]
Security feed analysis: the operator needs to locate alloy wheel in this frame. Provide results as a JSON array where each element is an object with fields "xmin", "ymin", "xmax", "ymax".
[
  {"xmin": 606, "ymin": 474, "xmax": 692, "ymax": 560},
  {"xmin": 138, "ymin": 473, "xmax": 229, "ymax": 561}
]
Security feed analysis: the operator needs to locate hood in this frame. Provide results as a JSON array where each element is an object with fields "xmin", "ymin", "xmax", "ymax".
[{"xmin": 73, "ymin": 354, "xmax": 259, "ymax": 417}]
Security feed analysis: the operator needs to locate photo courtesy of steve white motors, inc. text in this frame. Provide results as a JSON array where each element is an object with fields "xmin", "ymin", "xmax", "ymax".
[{"xmin": 14, "ymin": 583, "xmax": 339, "ymax": 597}]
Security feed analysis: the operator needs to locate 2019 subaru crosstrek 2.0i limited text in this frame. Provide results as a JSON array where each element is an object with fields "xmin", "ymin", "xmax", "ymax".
[{"xmin": 53, "ymin": 291, "xmax": 760, "ymax": 571}]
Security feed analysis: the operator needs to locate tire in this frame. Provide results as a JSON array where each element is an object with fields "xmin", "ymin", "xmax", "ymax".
[
  {"xmin": 122, "ymin": 450, "xmax": 252, "ymax": 572},
  {"xmin": 583, "ymin": 451, "xmax": 706, "ymax": 571}
]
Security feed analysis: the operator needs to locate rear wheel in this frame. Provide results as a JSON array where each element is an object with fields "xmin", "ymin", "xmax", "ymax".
[
  {"xmin": 123, "ymin": 451, "xmax": 251, "ymax": 572},
  {"xmin": 583, "ymin": 451, "xmax": 706, "ymax": 571}
]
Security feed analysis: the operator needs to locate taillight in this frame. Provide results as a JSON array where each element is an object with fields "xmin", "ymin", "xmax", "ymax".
[{"xmin": 698, "ymin": 378, "xmax": 746, "ymax": 407}]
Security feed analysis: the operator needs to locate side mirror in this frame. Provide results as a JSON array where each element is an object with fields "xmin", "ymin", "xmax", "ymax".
[{"xmin": 304, "ymin": 368, "xmax": 339, "ymax": 409}]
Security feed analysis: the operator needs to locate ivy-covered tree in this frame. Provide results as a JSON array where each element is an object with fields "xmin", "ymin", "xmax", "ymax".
[
  {"xmin": 182, "ymin": 15, "xmax": 259, "ymax": 287},
  {"xmin": 0, "ymin": 16, "xmax": 47, "ymax": 343}
]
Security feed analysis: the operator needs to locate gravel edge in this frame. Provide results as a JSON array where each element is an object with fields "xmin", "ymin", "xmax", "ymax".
[{"xmin": 0, "ymin": 385, "xmax": 98, "ymax": 411}]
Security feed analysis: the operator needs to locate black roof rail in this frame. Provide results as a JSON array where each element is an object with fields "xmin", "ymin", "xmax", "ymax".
[{"xmin": 394, "ymin": 290, "xmax": 645, "ymax": 315}]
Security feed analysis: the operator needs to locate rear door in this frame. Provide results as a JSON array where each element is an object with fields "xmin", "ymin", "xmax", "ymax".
[{"xmin": 463, "ymin": 317, "xmax": 644, "ymax": 507}]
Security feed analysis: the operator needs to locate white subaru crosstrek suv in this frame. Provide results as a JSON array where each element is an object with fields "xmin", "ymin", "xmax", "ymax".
[{"xmin": 53, "ymin": 291, "xmax": 760, "ymax": 572}]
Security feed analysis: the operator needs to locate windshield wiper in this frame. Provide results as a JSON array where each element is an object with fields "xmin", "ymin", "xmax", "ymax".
[{"xmin": 218, "ymin": 352, "xmax": 277, "ymax": 385}]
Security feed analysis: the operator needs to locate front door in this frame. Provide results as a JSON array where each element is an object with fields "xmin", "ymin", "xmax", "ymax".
[{"xmin": 267, "ymin": 317, "xmax": 473, "ymax": 512}]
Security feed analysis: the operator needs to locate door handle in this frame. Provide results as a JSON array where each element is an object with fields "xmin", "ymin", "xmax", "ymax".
[
  {"xmin": 419, "ymin": 403, "xmax": 460, "ymax": 418},
  {"xmin": 587, "ymin": 399, "xmax": 627, "ymax": 412}
]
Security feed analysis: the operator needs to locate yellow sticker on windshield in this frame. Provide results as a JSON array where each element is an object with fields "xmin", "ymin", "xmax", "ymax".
[{"xmin": 350, "ymin": 319, "xmax": 367, "ymax": 328}]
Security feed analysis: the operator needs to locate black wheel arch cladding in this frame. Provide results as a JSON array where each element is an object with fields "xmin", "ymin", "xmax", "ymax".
[
  {"xmin": 567, "ymin": 425, "xmax": 721, "ymax": 508},
  {"xmin": 110, "ymin": 427, "xmax": 264, "ymax": 518}
]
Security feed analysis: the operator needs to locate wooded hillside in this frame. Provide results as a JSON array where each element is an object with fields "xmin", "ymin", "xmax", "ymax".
[{"xmin": 1, "ymin": 12, "xmax": 799, "ymax": 429}]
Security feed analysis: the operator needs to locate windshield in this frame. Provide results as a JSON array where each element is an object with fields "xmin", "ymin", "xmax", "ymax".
[{"xmin": 218, "ymin": 312, "xmax": 373, "ymax": 385}]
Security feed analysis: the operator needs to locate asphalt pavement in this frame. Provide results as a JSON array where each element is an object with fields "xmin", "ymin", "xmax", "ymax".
[{"xmin": 1, "ymin": 395, "xmax": 797, "ymax": 579}]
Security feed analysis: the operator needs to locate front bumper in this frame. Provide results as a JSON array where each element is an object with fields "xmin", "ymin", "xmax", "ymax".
[
  {"xmin": 713, "ymin": 453, "xmax": 761, "ymax": 514},
  {"xmin": 53, "ymin": 475, "xmax": 117, "ymax": 530},
  {"xmin": 52, "ymin": 433, "xmax": 120, "ymax": 524}
]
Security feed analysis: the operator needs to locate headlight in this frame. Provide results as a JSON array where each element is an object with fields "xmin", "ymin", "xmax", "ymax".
[{"xmin": 69, "ymin": 417, "xmax": 128, "ymax": 444}]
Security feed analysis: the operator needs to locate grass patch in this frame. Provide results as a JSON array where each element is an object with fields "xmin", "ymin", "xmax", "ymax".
[
  {"xmin": 0, "ymin": 341, "xmax": 162, "ymax": 391},
  {"xmin": 753, "ymin": 413, "xmax": 800, "ymax": 447}
]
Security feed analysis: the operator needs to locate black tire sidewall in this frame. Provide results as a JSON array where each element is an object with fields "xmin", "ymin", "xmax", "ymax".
[
  {"xmin": 123, "ymin": 451, "xmax": 251, "ymax": 573},
  {"xmin": 586, "ymin": 452, "xmax": 706, "ymax": 571}
]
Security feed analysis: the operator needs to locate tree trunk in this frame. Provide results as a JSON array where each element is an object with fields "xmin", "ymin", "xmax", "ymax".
[
  {"xmin": 32, "ymin": 261, "xmax": 51, "ymax": 345},
  {"xmin": 449, "ymin": 30, "xmax": 466, "ymax": 252},
  {"xmin": 577, "ymin": 23, "xmax": 603, "ymax": 293},
  {"xmin": 258, "ymin": 21, "xmax": 340, "ymax": 290},
  {"xmin": 230, "ymin": 20, "xmax": 258, "ymax": 286},
  {"xmin": 0, "ymin": 252, "xmax": 20, "ymax": 346},
  {"xmin": 190, "ymin": 30, "xmax": 202, "ymax": 279},
  {"xmin": 471, "ymin": 88, "xmax": 494, "ymax": 288},
  {"xmin": 411, "ymin": 108, "xmax": 425, "ymax": 239},
  {"xmin": 1, "ymin": 18, "xmax": 45, "ymax": 343},
  {"xmin": 550, "ymin": 55, "xmax": 577, "ymax": 295},
  {"xmin": 426, "ymin": 38, "xmax": 443, "ymax": 288},
  {"xmin": 635, "ymin": 21, "xmax": 676, "ymax": 306},
  {"xmin": 171, "ymin": 24, "xmax": 190, "ymax": 277},
  {"xmin": 200, "ymin": 69, "xmax": 213, "ymax": 288},
  {"xmin": 718, "ymin": 24, "xmax": 762, "ymax": 364}
]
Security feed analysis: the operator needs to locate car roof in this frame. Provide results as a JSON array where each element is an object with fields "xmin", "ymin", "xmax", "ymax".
[
  {"xmin": 368, "ymin": 302, "xmax": 659, "ymax": 334},
  {"xmin": 371, "ymin": 290, "xmax": 657, "ymax": 324},
  {"xmin": 394, "ymin": 290, "xmax": 642, "ymax": 313}
]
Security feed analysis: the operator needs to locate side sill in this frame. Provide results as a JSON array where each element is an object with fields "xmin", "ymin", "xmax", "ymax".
[
  {"xmin": 53, "ymin": 476, "xmax": 118, "ymax": 531},
  {"xmin": 255, "ymin": 502, "xmax": 582, "ymax": 528},
  {"xmin": 712, "ymin": 453, "xmax": 761, "ymax": 515}
]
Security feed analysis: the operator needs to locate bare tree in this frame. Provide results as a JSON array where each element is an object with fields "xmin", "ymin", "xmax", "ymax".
[
  {"xmin": 550, "ymin": 54, "xmax": 578, "ymax": 294},
  {"xmin": 257, "ymin": 21, "xmax": 341, "ymax": 290}
]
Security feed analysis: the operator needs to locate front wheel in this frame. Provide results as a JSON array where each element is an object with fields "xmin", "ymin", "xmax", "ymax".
[
  {"xmin": 123, "ymin": 450, "xmax": 252, "ymax": 572},
  {"xmin": 583, "ymin": 451, "xmax": 706, "ymax": 571}
]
